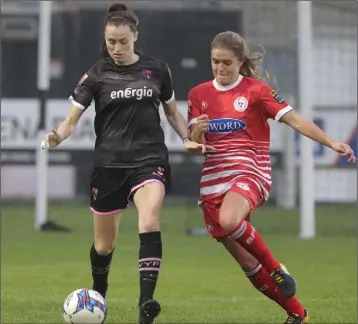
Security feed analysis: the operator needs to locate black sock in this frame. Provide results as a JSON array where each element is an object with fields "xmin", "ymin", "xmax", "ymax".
[
  {"xmin": 138, "ymin": 231, "xmax": 162, "ymax": 306},
  {"xmin": 90, "ymin": 243, "xmax": 114, "ymax": 298}
]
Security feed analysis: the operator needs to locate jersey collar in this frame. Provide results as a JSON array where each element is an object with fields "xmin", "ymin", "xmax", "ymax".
[
  {"xmin": 108, "ymin": 52, "xmax": 142, "ymax": 69},
  {"xmin": 213, "ymin": 74, "xmax": 243, "ymax": 91}
]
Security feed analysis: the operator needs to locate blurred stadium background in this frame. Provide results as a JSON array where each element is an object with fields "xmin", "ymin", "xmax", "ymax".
[{"xmin": 1, "ymin": 1, "xmax": 357, "ymax": 323}]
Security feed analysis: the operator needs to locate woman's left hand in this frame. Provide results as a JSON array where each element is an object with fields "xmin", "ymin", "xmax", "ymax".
[
  {"xmin": 330, "ymin": 142, "xmax": 356, "ymax": 163},
  {"xmin": 184, "ymin": 139, "xmax": 215, "ymax": 154}
]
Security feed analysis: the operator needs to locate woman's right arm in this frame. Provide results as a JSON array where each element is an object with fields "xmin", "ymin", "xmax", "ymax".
[
  {"xmin": 41, "ymin": 106, "xmax": 84, "ymax": 149},
  {"xmin": 57, "ymin": 106, "xmax": 84, "ymax": 140},
  {"xmin": 42, "ymin": 71, "xmax": 96, "ymax": 149}
]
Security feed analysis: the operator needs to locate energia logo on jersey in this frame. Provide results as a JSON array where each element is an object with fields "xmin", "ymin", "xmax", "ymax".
[
  {"xmin": 208, "ymin": 118, "xmax": 247, "ymax": 134},
  {"xmin": 110, "ymin": 86, "xmax": 153, "ymax": 100}
]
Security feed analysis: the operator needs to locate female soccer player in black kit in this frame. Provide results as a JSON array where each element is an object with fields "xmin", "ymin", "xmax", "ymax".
[{"xmin": 41, "ymin": 3, "xmax": 208, "ymax": 323}]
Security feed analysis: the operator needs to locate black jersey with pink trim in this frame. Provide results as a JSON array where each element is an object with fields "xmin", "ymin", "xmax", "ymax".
[{"xmin": 69, "ymin": 54, "xmax": 175, "ymax": 168}]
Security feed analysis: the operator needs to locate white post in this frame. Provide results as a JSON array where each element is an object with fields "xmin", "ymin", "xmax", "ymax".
[
  {"xmin": 280, "ymin": 95, "xmax": 297, "ymax": 210},
  {"xmin": 35, "ymin": 1, "xmax": 52, "ymax": 231},
  {"xmin": 297, "ymin": 1, "xmax": 315, "ymax": 239},
  {"xmin": 37, "ymin": 2, "xmax": 52, "ymax": 91},
  {"xmin": 35, "ymin": 131, "xmax": 49, "ymax": 231}
]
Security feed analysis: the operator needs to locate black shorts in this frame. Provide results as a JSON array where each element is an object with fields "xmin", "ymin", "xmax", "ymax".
[{"xmin": 90, "ymin": 164, "xmax": 171, "ymax": 215}]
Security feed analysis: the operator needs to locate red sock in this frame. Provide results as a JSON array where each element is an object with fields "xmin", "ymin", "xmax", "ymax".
[
  {"xmin": 228, "ymin": 220, "xmax": 281, "ymax": 273},
  {"xmin": 245, "ymin": 263, "xmax": 305, "ymax": 317}
]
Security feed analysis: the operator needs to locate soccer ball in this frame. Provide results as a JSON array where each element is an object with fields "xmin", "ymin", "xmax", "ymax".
[{"xmin": 63, "ymin": 288, "xmax": 107, "ymax": 324}]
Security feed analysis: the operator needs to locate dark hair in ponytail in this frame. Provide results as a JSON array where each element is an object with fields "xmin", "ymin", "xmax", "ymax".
[{"xmin": 101, "ymin": 3, "xmax": 139, "ymax": 58}]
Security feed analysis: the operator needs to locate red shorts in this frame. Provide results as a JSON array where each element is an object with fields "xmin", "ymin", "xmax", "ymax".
[{"xmin": 201, "ymin": 177, "xmax": 265, "ymax": 238}]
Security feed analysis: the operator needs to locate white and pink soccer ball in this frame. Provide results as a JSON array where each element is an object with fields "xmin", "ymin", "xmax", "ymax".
[{"xmin": 63, "ymin": 288, "xmax": 107, "ymax": 324}]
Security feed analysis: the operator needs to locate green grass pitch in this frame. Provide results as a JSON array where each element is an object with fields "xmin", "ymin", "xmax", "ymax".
[{"xmin": 2, "ymin": 203, "xmax": 356, "ymax": 323}]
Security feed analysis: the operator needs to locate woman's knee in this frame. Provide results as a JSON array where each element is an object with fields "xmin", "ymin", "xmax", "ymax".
[
  {"xmin": 93, "ymin": 213, "xmax": 121, "ymax": 255},
  {"xmin": 219, "ymin": 213, "xmax": 239, "ymax": 232},
  {"xmin": 219, "ymin": 207, "xmax": 246, "ymax": 232},
  {"xmin": 219, "ymin": 192, "xmax": 250, "ymax": 232},
  {"xmin": 94, "ymin": 241, "xmax": 115, "ymax": 256},
  {"xmin": 133, "ymin": 182, "xmax": 165, "ymax": 233},
  {"xmin": 138, "ymin": 214, "xmax": 161, "ymax": 232}
]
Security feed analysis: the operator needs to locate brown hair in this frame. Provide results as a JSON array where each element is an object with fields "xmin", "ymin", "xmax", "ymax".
[
  {"xmin": 101, "ymin": 3, "xmax": 139, "ymax": 58},
  {"xmin": 211, "ymin": 31, "xmax": 270, "ymax": 82}
]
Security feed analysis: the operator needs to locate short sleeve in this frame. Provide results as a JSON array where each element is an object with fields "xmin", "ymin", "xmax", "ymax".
[
  {"xmin": 188, "ymin": 88, "xmax": 201, "ymax": 127},
  {"xmin": 69, "ymin": 72, "xmax": 97, "ymax": 110},
  {"xmin": 160, "ymin": 61, "xmax": 175, "ymax": 104},
  {"xmin": 259, "ymin": 83, "xmax": 293, "ymax": 121}
]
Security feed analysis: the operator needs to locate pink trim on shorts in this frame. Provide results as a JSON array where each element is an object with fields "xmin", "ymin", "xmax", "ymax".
[
  {"xmin": 90, "ymin": 207, "xmax": 125, "ymax": 216},
  {"xmin": 129, "ymin": 179, "xmax": 164, "ymax": 197}
]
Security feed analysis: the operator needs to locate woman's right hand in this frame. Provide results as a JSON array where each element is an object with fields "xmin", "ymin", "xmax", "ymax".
[
  {"xmin": 196, "ymin": 114, "xmax": 210, "ymax": 133},
  {"xmin": 41, "ymin": 128, "xmax": 62, "ymax": 149}
]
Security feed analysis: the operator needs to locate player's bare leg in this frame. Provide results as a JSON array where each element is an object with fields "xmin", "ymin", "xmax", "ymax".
[
  {"xmin": 219, "ymin": 191, "xmax": 297, "ymax": 298},
  {"xmin": 133, "ymin": 182, "xmax": 165, "ymax": 324},
  {"xmin": 91, "ymin": 212, "xmax": 121, "ymax": 299},
  {"xmin": 219, "ymin": 237, "xmax": 308, "ymax": 323}
]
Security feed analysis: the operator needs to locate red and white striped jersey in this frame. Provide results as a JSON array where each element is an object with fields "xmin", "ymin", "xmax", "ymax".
[{"xmin": 188, "ymin": 75, "xmax": 293, "ymax": 204}]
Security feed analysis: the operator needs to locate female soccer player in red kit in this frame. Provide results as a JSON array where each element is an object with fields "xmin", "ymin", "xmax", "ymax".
[{"xmin": 188, "ymin": 31, "xmax": 356, "ymax": 324}]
